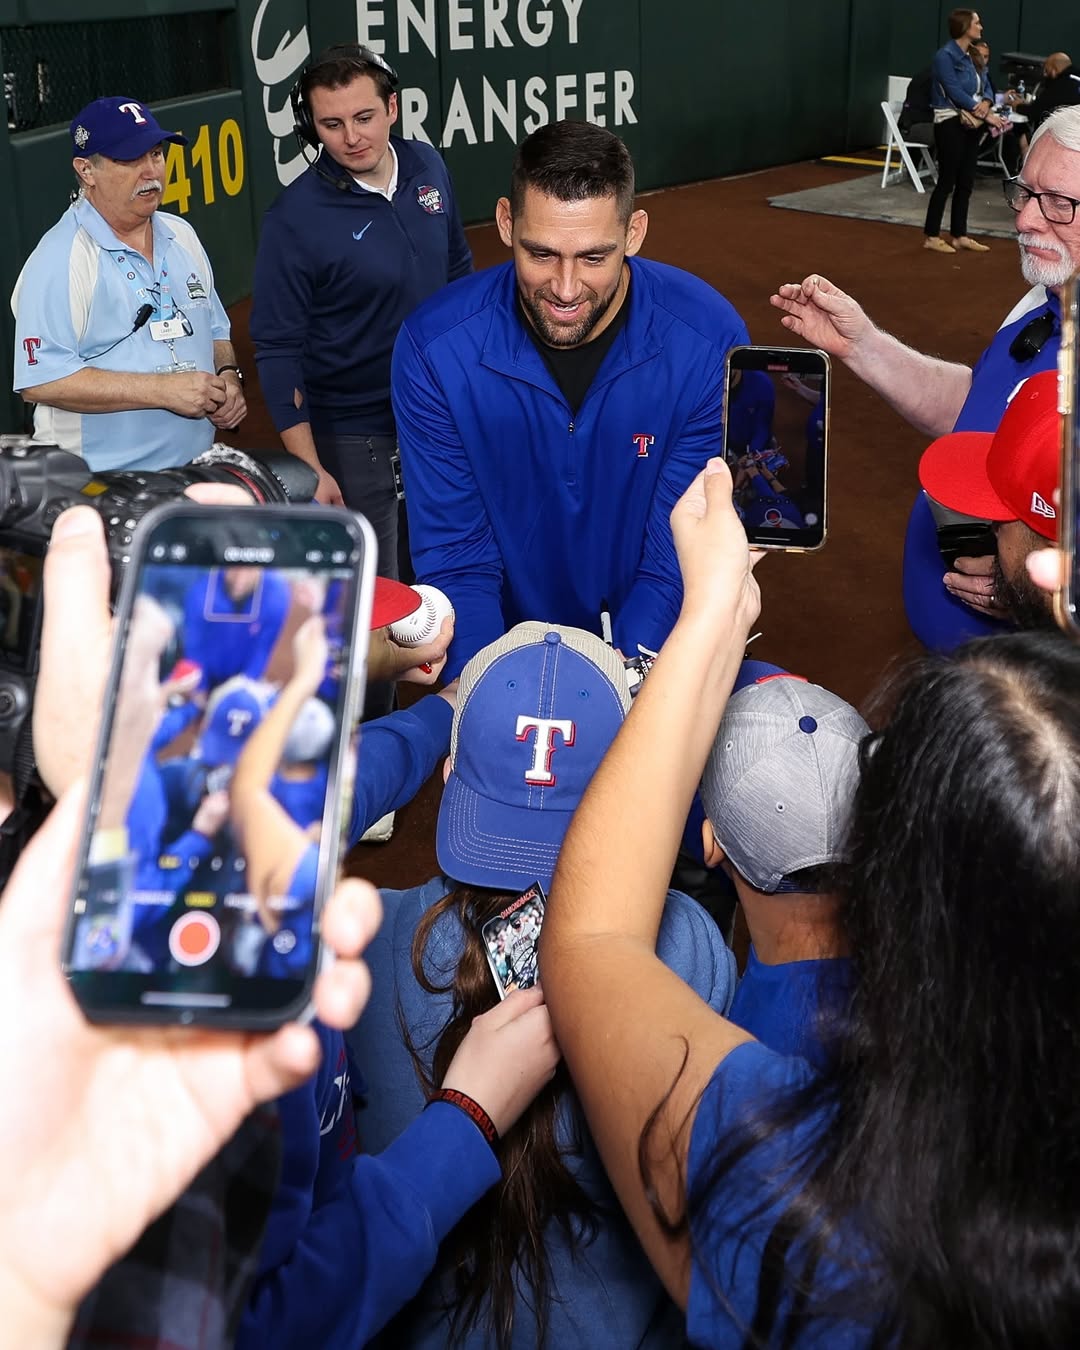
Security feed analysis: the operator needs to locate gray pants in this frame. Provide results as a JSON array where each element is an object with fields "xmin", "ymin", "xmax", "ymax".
[{"xmin": 313, "ymin": 431, "xmax": 400, "ymax": 580}]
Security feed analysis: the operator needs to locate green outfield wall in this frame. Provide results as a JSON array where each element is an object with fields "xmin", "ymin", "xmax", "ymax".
[{"xmin": 1, "ymin": 0, "xmax": 1075, "ymax": 431}]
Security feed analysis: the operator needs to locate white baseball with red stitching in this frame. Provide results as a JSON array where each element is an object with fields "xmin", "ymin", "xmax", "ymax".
[{"xmin": 388, "ymin": 584, "xmax": 454, "ymax": 646}]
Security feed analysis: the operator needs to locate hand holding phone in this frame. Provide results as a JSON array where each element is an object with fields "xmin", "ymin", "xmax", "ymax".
[
  {"xmin": 0, "ymin": 780, "xmax": 381, "ymax": 1341},
  {"xmin": 722, "ymin": 345, "xmax": 830, "ymax": 551}
]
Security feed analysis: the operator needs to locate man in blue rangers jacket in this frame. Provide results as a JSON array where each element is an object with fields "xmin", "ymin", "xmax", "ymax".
[
  {"xmin": 392, "ymin": 119, "xmax": 750, "ymax": 680},
  {"xmin": 251, "ymin": 43, "xmax": 471, "ymax": 578}
]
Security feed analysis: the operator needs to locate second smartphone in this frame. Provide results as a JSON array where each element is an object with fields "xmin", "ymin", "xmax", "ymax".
[
  {"xmin": 61, "ymin": 502, "xmax": 375, "ymax": 1030},
  {"xmin": 722, "ymin": 345, "xmax": 830, "ymax": 551}
]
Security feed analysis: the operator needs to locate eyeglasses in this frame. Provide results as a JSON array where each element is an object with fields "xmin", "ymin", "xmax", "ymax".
[{"xmin": 1003, "ymin": 176, "xmax": 1080, "ymax": 225}]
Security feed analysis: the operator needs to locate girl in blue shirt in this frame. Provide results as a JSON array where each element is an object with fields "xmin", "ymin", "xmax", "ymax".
[{"xmin": 543, "ymin": 457, "xmax": 1080, "ymax": 1347}]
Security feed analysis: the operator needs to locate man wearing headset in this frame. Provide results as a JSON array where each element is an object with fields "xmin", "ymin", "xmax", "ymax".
[
  {"xmin": 251, "ymin": 44, "xmax": 471, "ymax": 588},
  {"xmin": 11, "ymin": 97, "xmax": 245, "ymax": 472}
]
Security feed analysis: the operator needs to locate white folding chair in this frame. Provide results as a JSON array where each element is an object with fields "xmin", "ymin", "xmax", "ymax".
[{"xmin": 880, "ymin": 100, "xmax": 938, "ymax": 194}]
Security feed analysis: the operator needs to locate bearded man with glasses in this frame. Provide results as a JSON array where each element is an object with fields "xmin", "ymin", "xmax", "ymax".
[{"xmin": 770, "ymin": 105, "xmax": 1080, "ymax": 651}]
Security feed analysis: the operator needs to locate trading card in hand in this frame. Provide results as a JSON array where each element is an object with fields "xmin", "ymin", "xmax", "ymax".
[{"xmin": 480, "ymin": 882, "xmax": 545, "ymax": 1000}]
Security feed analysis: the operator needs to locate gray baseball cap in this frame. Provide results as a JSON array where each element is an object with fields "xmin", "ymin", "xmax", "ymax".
[{"xmin": 701, "ymin": 669, "xmax": 868, "ymax": 893}]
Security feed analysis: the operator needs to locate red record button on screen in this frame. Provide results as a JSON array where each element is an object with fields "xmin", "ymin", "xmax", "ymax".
[{"xmin": 168, "ymin": 912, "xmax": 221, "ymax": 967}]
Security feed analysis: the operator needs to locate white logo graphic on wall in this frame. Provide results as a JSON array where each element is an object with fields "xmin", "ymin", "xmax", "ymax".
[{"xmin": 249, "ymin": 0, "xmax": 639, "ymax": 188}]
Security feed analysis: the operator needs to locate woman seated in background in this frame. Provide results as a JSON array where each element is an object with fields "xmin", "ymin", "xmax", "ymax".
[
  {"xmin": 352, "ymin": 621, "xmax": 738, "ymax": 1349},
  {"xmin": 541, "ymin": 457, "xmax": 1080, "ymax": 1347}
]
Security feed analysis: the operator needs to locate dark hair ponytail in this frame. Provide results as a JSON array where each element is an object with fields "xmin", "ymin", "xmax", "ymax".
[{"xmin": 948, "ymin": 8, "xmax": 978, "ymax": 40}]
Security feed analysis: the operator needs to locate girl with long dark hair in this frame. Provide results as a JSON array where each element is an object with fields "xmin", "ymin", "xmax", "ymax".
[
  {"xmin": 542, "ymin": 458, "xmax": 1080, "ymax": 1347},
  {"xmin": 353, "ymin": 621, "xmax": 737, "ymax": 1348}
]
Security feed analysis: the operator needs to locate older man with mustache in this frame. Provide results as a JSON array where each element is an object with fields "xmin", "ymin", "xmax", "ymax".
[
  {"xmin": 11, "ymin": 97, "xmax": 244, "ymax": 472},
  {"xmin": 771, "ymin": 105, "xmax": 1080, "ymax": 650}
]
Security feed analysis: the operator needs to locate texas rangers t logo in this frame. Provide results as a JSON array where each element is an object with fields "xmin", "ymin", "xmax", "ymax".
[
  {"xmin": 22, "ymin": 337, "xmax": 41, "ymax": 365},
  {"xmin": 117, "ymin": 101, "xmax": 148, "ymax": 124},
  {"xmin": 226, "ymin": 708, "xmax": 254, "ymax": 737},
  {"xmin": 633, "ymin": 433, "xmax": 654, "ymax": 458},
  {"xmin": 516, "ymin": 716, "xmax": 576, "ymax": 785}
]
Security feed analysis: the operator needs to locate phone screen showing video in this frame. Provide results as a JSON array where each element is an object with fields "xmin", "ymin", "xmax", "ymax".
[
  {"xmin": 723, "ymin": 347, "xmax": 829, "ymax": 550},
  {"xmin": 66, "ymin": 509, "xmax": 368, "ymax": 1024}
]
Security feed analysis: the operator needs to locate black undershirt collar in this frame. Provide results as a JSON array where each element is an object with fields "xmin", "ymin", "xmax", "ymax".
[{"xmin": 516, "ymin": 274, "xmax": 631, "ymax": 414}]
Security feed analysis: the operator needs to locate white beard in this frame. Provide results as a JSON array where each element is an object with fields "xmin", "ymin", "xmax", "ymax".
[{"xmin": 1017, "ymin": 231, "xmax": 1075, "ymax": 288}]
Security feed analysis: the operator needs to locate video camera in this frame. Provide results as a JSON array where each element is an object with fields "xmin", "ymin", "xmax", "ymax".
[{"xmin": 0, "ymin": 439, "xmax": 317, "ymax": 787}]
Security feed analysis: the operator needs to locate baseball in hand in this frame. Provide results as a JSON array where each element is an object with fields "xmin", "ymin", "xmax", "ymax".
[{"xmin": 388, "ymin": 584, "xmax": 454, "ymax": 646}]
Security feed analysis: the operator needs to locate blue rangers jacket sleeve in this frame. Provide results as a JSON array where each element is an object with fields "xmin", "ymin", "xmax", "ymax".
[
  {"xmin": 238, "ymin": 1026, "xmax": 500, "ymax": 1350},
  {"xmin": 613, "ymin": 311, "xmax": 749, "ymax": 657},
  {"xmin": 393, "ymin": 326, "xmax": 506, "ymax": 679},
  {"xmin": 251, "ymin": 208, "xmax": 317, "ymax": 435},
  {"xmin": 345, "ymin": 694, "xmax": 452, "ymax": 847}
]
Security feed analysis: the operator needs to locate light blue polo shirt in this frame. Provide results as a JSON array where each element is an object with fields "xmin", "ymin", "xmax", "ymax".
[{"xmin": 11, "ymin": 196, "xmax": 229, "ymax": 471}]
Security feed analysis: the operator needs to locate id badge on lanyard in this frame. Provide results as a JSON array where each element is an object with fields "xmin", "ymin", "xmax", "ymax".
[{"xmin": 115, "ymin": 251, "xmax": 197, "ymax": 374}]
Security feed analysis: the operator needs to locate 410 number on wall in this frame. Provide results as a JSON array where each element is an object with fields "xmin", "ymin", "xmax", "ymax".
[{"xmin": 162, "ymin": 119, "xmax": 245, "ymax": 214}]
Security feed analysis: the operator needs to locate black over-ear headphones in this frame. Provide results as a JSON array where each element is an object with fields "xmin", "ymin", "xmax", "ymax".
[{"xmin": 290, "ymin": 43, "xmax": 400, "ymax": 150}]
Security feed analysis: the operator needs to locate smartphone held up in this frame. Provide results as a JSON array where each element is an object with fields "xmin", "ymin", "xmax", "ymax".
[
  {"xmin": 722, "ymin": 345, "xmax": 830, "ymax": 551},
  {"xmin": 61, "ymin": 503, "xmax": 376, "ymax": 1030}
]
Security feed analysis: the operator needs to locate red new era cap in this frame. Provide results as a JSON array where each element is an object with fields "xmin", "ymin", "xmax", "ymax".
[
  {"xmin": 918, "ymin": 370, "xmax": 1061, "ymax": 540},
  {"xmin": 372, "ymin": 577, "xmax": 420, "ymax": 629}
]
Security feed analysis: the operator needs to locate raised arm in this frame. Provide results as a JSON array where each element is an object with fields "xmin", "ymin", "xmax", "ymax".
[
  {"xmin": 230, "ymin": 615, "xmax": 328, "ymax": 907},
  {"xmin": 770, "ymin": 274, "xmax": 972, "ymax": 436},
  {"xmin": 541, "ymin": 459, "xmax": 760, "ymax": 1306}
]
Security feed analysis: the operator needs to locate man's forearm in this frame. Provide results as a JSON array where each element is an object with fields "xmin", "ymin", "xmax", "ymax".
[
  {"xmin": 279, "ymin": 422, "xmax": 322, "ymax": 470},
  {"xmin": 212, "ymin": 339, "xmax": 238, "ymax": 372},
  {"xmin": 233, "ymin": 677, "xmax": 310, "ymax": 803},
  {"xmin": 846, "ymin": 325, "xmax": 972, "ymax": 437},
  {"xmin": 20, "ymin": 368, "xmax": 170, "ymax": 414}
]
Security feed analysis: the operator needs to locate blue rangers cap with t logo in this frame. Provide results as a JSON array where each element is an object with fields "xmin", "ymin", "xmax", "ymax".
[
  {"xmin": 70, "ymin": 96, "xmax": 188, "ymax": 160},
  {"xmin": 436, "ymin": 623, "xmax": 632, "ymax": 893}
]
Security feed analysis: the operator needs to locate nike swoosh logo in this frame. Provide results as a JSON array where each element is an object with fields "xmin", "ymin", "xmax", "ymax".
[{"xmin": 352, "ymin": 222, "xmax": 373, "ymax": 241}]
